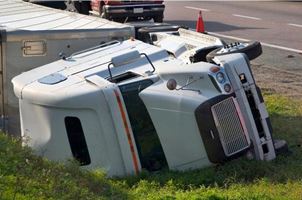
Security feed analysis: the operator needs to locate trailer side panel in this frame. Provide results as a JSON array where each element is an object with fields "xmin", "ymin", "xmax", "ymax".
[{"xmin": 0, "ymin": 0, "xmax": 135, "ymax": 135}]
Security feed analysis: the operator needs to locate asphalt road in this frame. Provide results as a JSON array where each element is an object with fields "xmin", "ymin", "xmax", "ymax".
[
  {"xmin": 164, "ymin": 1, "xmax": 302, "ymax": 73},
  {"xmin": 31, "ymin": 1, "xmax": 302, "ymax": 73}
]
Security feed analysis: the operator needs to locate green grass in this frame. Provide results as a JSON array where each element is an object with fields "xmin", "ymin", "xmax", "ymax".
[{"xmin": 1, "ymin": 94, "xmax": 302, "ymax": 200}]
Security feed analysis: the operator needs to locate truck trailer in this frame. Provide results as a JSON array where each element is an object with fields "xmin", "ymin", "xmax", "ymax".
[
  {"xmin": 12, "ymin": 38, "xmax": 276, "ymax": 176},
  {"xmin": 0, "ymin": 0, "xmax": 134, "ymax": 135}
]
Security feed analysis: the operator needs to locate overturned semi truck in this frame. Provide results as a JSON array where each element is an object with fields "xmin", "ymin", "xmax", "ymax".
[{"xmin": 12, "ymin": 38, "xmax": 277, "ymax": 176}]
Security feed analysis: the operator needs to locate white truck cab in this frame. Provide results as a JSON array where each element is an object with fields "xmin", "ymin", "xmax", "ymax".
[{"xmin": 12, "ymin": 39, "xmax": 276, "ymax": 176}]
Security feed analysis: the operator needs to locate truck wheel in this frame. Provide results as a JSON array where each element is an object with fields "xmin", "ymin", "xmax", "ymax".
[
  {"xmin": 65, "ymin": 0, "xmax": 90, "ymax": 15},
  {"xmin": 138, "ymin": 25, "xmax": 181, "ymax": 33},
  {"xmin": 153, "ymin": 15, "xmax": 164, "ymax": 23},
  {"xmin": 137, "ymin": 25, "xmax": 181, "ymax": 43},
  {"xmin": 206, "ymin": 41, "xmax": 262, "ymax": 62}
]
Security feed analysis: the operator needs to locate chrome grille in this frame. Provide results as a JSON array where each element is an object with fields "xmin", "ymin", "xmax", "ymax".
[{"xmin": 211, "ymin": 97, "xmax": 250, "ymax": 156}]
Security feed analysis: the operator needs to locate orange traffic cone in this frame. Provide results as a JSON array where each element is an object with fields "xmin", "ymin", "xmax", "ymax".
[{"xmin": 196, "ymin": 11, "xmax": 205, "ymax": 33}]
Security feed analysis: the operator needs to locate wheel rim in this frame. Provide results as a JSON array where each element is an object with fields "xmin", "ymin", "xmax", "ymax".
[{"xmin": 216, "ymin": 42, "xmax": 249, "ymax": 54}]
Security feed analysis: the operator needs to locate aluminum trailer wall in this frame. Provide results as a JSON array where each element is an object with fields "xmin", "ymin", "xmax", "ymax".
[{"xmin": 0, "ymin": 0, "xmax": 135, "ymax": 135}]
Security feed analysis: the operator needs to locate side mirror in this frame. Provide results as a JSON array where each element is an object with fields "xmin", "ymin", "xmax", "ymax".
[{"xmin": 166, "ymin": 79, "xmax": 177, "ymax": 90}]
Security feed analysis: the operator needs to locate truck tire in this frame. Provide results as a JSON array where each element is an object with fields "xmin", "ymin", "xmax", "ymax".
[
  {"xmin": 153, "ymin": 15, "xmax": 164, "ymax": 23},
  {"xmin": 138, "ymin": 25, "xmax": 181, "ymax": 34},
  {"xmin": 206, "ymin": 41, "xmax": 262, "ymax": 62},
  {"xmin": 137, "ymin": 25, "xmax": 181, "ymax": 43},
  {"xmin": 65, "ymin": 0, "xmax": 90, "ymax": 15}
]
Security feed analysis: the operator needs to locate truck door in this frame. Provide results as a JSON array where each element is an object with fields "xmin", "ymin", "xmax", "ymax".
[{"xmin": 119, "ymin": 79, "xmax": 168, "ymax": 171}]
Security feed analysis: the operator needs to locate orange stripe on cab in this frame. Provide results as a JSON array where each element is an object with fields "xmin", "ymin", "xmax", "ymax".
[{"xmin": 114, "ymin": 89, "xmax": 140, "ymax": 175}]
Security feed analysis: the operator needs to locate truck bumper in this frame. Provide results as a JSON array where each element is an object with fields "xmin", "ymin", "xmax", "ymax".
[
  {"xmin": 195, "ymin": 53, "xmax": 276, "ymax": 163},
  {"xmin": 217, "ymin": 54, "xmax": 276, "ymax": 161},
  {"xmin": 103, "ymin": 4, "xmax": 165, "ymax": 19}
]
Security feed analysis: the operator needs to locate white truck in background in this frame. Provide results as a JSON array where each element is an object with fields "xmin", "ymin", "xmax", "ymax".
[
  {"xmin": 0, "ymin": 0, "xmax": 134, "ymax": 135},
  {"xmin": 12, "ymin": 34, "xmax": 278, "ymax": 176}
]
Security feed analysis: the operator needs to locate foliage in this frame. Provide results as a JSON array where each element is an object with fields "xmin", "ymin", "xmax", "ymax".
[
  {"xmin": 0, "ymin": 94, "xmax": 302, "ymax": 199},
  {"xmin": 0, "ymin": 135, "xmax": 128, "ymax": 200}
]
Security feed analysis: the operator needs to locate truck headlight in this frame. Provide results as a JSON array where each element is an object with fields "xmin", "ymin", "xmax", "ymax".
[
  {"xmin": 216, "ymin": 72, "xmax": 225, "ymax": 83},
  {"xmin": 224, "ymin": 83, "xmax": 232, "ymax": 93}
]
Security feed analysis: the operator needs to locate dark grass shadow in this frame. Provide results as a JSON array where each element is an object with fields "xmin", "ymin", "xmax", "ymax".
[
  {"xmin": 117, "ymin": 114, "xmax": 302, "ymax": 190},
  {"xmin": 0, "ymin": 134, "xmax": 130, "ymax": 199},
  {"xmin": 165, "ymin": 20, "xmax": 267, "ymax": 32}
]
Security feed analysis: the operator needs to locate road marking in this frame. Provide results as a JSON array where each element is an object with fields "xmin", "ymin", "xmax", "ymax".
[
  {"xmin": 185, "ymin": 6, "xmax": 210, "ymax": 12},
  {"xmin": 208, "ymin": 32, "xmax": 302, "ymax": 54},
  {"xmin": 232, "ymin": 14, "xmax": 261, "ymax": 21},
  {"xmin": 288, "ymin": 23, "xmax": 302, "ymax": 28},
  {"xmin": 261, "ymin": 42, "xmax": 302, "ymax": 54},
  {"xmin": 208, "ymin": 32, "xmax": 250, "ymax": 42}
]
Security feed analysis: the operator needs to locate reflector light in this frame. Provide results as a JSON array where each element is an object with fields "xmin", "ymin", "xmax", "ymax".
[{"xmin": 210, "ymin": 66, "xmax": 220, "ymax": 73}]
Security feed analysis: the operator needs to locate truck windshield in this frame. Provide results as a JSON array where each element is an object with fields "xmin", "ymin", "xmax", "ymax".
[{"xmin": 119, "ymin": 79, "xmax": 168, "ymax": 171}]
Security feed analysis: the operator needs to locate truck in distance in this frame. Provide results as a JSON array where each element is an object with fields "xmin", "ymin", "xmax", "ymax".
[{"xmin": 89, "ymin": 0, "xmax": 165, "ymax": 22}]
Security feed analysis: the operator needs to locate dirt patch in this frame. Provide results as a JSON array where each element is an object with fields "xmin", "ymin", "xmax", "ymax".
[{"xmin": 251, "ymin": 63, "xmax": 302, "ymax": 99}]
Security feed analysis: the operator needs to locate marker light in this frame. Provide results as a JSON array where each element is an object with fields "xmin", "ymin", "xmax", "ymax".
[
  {"xmin": 216, "ymin": 72, "xmax": 225, "ymax": 83},
  {"xmin": 210, "ymin": 66, "xmax": 220, "ymax": 73},
  {"xmin": 224, "ymin": 83, "xmax": 232, "ymax": 93}
]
